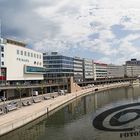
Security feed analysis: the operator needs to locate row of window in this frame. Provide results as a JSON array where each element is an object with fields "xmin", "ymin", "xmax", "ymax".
[
  {"xmin": 46, "ymin": 69, "xmax": 74, "ymax": 72},
  {"xmin": 17, "ymin": 50, "xmax": 42, "ymax": 59},
  {"xmin": 45, "ymin": 64, "xmax": 73, "ymax": 68},
  {"xmin": 25, "ymin": 66, "xmax": 46, "ymax": 73},
  {"xmin": 45, "ymin": 60, "xmax": 73, "ymax": 64},
  {"xmin": 43, "ymin": 55, "xmax": 74, "ymax": 61},
  {"xmin": 34, "ymin": 61, "xmax": 42, "ymax": 66},
  {"xmin": 45, "ymin": 73, "xmax": 73, "ymax": 77}
]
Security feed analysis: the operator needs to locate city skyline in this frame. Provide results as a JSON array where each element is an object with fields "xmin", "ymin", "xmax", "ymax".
[{"xmin": 0, "ymin": 0, "xmax": 140, "ymax": 64}]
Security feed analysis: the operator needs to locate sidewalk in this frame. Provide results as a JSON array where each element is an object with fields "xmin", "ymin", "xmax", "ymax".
[{"xmin": 0, "ymin": 82, "xmax": 130, "ymax": 136}]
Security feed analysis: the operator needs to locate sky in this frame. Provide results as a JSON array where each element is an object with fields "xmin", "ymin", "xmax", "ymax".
[{"xmin": 0, "ymin": 0, "xmax": 140, "ymax": 64}]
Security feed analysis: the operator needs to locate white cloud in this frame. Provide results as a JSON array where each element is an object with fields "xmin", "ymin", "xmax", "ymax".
[{"xmin": 1, "ymin": 0, "xmax": 140, "ymax": 64}]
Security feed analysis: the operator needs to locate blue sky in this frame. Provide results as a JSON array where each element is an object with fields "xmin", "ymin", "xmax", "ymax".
[{"xmin": 0, "ymin": 0, "xmax": 140, "ymax": 64}]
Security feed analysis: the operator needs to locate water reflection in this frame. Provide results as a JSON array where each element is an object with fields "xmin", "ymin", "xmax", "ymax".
[{"xmin": 1, "ymin": 86, "xmax": 140, "ymax": 140}]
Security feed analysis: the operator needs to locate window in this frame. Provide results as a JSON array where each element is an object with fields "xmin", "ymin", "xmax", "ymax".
[
  {"xmin": 17, "ymin": 50, "xmax": 19, "ymax": 55},
  {"xmin": 1, "ymin": 46, "xmax": 4, "ymax": 52},
  {"xmin": 34, "ymin": 53, "xmax": 36, "ymax": 58},
  {"xmin": 21, "ymin": 51, "xmax": 23, "ymax": 55},
  {"xmin": 1, "ymin": 53, "xmax": 4, "ymax": 57},
  {"xmin": 31, "ymin": 53, "xmax": 33, "ymax": 57},
  {"xmin": 1, "ymin": 61, "xmax": 4, "ymax": 65},
  {"xmin": 25, "ymin": 66, "xmax": 46, "ymax": 74},
  {"xmin": 24, "ymin": 51, "xmax": 27, "ymax": 56},
  {"xmin": 37, "ymin": 54, "xmax": 38, "ymax": 58},
  {"xmin": 28, "ymin": 52, "xmax": 30, "ymax": 57}
]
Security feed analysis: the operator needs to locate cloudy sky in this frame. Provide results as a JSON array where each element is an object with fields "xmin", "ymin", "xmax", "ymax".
[{"xmin": 0, "ymin": 0, "xmax": 140, "ymax": 64}]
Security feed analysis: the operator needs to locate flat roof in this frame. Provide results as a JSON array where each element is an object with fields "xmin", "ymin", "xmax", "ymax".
[{"xmin": 6, "ymin": 38, "xmax": 26, "ymax": 47}]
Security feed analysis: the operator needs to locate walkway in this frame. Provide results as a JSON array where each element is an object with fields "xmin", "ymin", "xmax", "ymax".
[{"xmin": 0, "ymin": 82, "xmax": 130, "ymax": 136}]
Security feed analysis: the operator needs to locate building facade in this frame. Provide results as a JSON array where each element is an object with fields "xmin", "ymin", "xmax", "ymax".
[
  {"xmin": 43, "ymin": 52, "xmax": 74, "ymax": 83},
  {"xmin": 94, "ymin": 62, "xmax": 107, "ymax": 80},
  {"xmin": 83, "ymin": 59, "xmax": 94, "ymax": 81},
  {"xmin": 0, "ymin": 38, "xmax": 45, "ymax": 84},
  {"xmin": 73, "ymin": 57, "xmax": 83, "ymax": 82},
  {"xmin": 126, "ymin": 59, "xmax": 140, "ymax": 66},
  {"xmin": 124, "ymin": 65, "xmax": 140, "ymax": 77},
  {"xmin": 107, "ymin": 64, "xmax": 124, "ymax": 78}
]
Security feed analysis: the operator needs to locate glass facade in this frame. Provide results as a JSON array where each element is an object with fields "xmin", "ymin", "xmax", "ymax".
[
  {"xmin": 25, "ymin": 66, "xmax": 46, "ymax": 74},
  {"xmin": 43, "ymin": 54, "xmax": 74, "ymax": 83}
]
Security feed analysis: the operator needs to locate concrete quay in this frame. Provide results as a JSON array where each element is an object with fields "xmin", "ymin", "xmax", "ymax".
[{"xmin": 0, "ymin": 82, "xmax": 130, "ymax": 136}]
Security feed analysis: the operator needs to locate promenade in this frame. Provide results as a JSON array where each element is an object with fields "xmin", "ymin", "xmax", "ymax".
[{"xmin": 0, "ymin": 82, "xmax": 130, "ymax": 136}]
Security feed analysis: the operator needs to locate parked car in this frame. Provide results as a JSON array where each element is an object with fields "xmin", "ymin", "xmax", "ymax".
[
  {"xmin": 0, "ymin": 96, "xmax": 6, "ymax": 101},
  {"xmin": 58, "ymin": 90, "xmax": 65, "ymax": 95},
  {"xmin": 32, "ymin": 91, "xmax": 38, "ymax": 96}
]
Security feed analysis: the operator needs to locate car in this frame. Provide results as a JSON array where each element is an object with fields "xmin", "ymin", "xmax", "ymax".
[
  {"xmin": 32, "ymin": 91, "xmax": 38, "ymax": 96},
  {"xmin": 58, "ymin": 90, "xmax": 65, "ymax": 95},
  {"xmin": 0, "ymin": 96, "xmax": 6, "ymax": 101}
]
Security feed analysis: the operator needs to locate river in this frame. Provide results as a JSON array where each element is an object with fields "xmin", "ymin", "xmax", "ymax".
[{"xmin": 1, "ymin": 86, "xmax": 140, "ymax": 140}]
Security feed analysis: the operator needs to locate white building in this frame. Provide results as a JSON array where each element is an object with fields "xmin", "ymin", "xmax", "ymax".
[
  {"xmin": 124, "ymin": 65, "xmax": 140, "ymax": 77},
  {"xmin": 83, "ymin": 59, "xmax": 94, "ymax": 80},
  {"xmin": 73, "ymin": 57, "xmax": 83, "ymax": 82},
  {"xmin": 107, "ymin": 64, "xmax": 124, "ymax": 78},
  {"xmin": 0, "ymin": 38, "xmax": 45, "ymax": 83},
  {"xmin": 94, "ymin": 62, "xmax": 107, "ymax": 80}
]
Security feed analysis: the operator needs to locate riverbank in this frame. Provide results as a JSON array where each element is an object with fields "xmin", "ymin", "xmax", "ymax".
[{"xmin": 0, "ymin": 82, "xmax": 130, "ymax": 136}]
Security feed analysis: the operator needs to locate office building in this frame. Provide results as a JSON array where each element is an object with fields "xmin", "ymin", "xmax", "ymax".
[
  {"xmin": 43, "ymin": 52, "xmax": 74, "ymax": 83},
  {"xmin": 73, "ymin": 57, "xmax": 83, "ymax": 82},
  {"xmin": 126, "ymin": 58, "xmax": 140, "ymax": 66},
  {"xmin": 107, "ymin": 64, "xmax": 124, "ymax": 78},
  {"xmin": 94, "ymin": 62, "xmax": 107, "ymax": 80},
  {"xmin": 124, "ymin": 65, "xmax": 140, "ymax": 77},
  {"xmin": 83, "ymin": 59, "xmax": 94, "ymax": 81},
  {"xmin": 0, "ymin": 38, "xmax": 45, "ymax": 84}
]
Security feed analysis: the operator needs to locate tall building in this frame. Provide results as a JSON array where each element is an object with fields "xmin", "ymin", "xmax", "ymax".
[
  {"xmin": 43, "ymin": 52, "xmax": 74, "ymax": 83},
  {"xmin": 83, "ymin": 59, "xmax": 94, "ymax": 81},
  {"xmin": 73, "ymin": 57, "xmax": 83, "ymax": 82},
  {"xmin": 107, "ymin": 64, "xmax": 124, "ymax": 78},
  {"xmin": 94, "ymin": 62, "xmax": 107, "ymax": 80},
  {"xmin": 0, "ymin": 38, "xmax": 45, "ymax": 84},
  {"xmin": 124, "ymin": 65, "xmax": 140, "ymax": 77},
  {"xmin": 125, "ymin": 59, "xmax": 140, "ymax": 77},
  {"xmin": 43, "ymin": 52, "xmax": 84, "ymax": 83},
  {"xmin": 126, "ymin": 59, "xmax": 140, "ymax": 66}
]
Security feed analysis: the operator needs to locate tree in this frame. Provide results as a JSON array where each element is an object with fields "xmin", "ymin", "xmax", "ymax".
[
  {"xmin": 40, "ymin": 81, "xmax": 46, "ymax": 98},
  {"xmin": 16, "ymin": 84, "xmax": 25, "ymax": 108}
]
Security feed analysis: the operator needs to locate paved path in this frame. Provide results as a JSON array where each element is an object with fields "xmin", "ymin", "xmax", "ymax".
[{"xmin": 0, "ymin": 82, "xmax": 130, "ymax": 136}]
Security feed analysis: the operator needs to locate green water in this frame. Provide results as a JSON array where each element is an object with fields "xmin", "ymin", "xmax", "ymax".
[{"xmin": 1, "ymin": 86, "xmax": 140, "ymax": 140}]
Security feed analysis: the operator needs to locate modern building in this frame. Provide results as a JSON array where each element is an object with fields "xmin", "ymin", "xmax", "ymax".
[
  {"xmin": 83, "ymin": 59, "xmax": 94, "ymax": 81},
  {"xmin": 107, "ymin": 64, "xmax": 124, "ymax": 78},
  {"xmin": 0, "ymin": 38, "xmax": 45, "ymax": 84},
  {"xmin": 126, "ymin": 58, "xmax": 140, "ymax": 66},
  {"xmin": 94, "ymin": 62, "xmax": 107, "ymax": 80},
  {"xmin": 124, "ymin": 65, "xmax": 140, "ymax": 77},
  {"xmin": 125, "ymin": 58, "xmax": 140, "ymax": 77},
  {"xmin": 73, "ymin": 57, "xmax": 83, "ymax": 82},
  {"xmin": 43, "ymin": 52, "xmax": 74, "ymax": 83}
]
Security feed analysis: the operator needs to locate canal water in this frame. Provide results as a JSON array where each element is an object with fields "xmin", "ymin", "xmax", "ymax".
[{"xmin": 1, "ymin": 86, "xmax": 140, "ymax": 140}]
